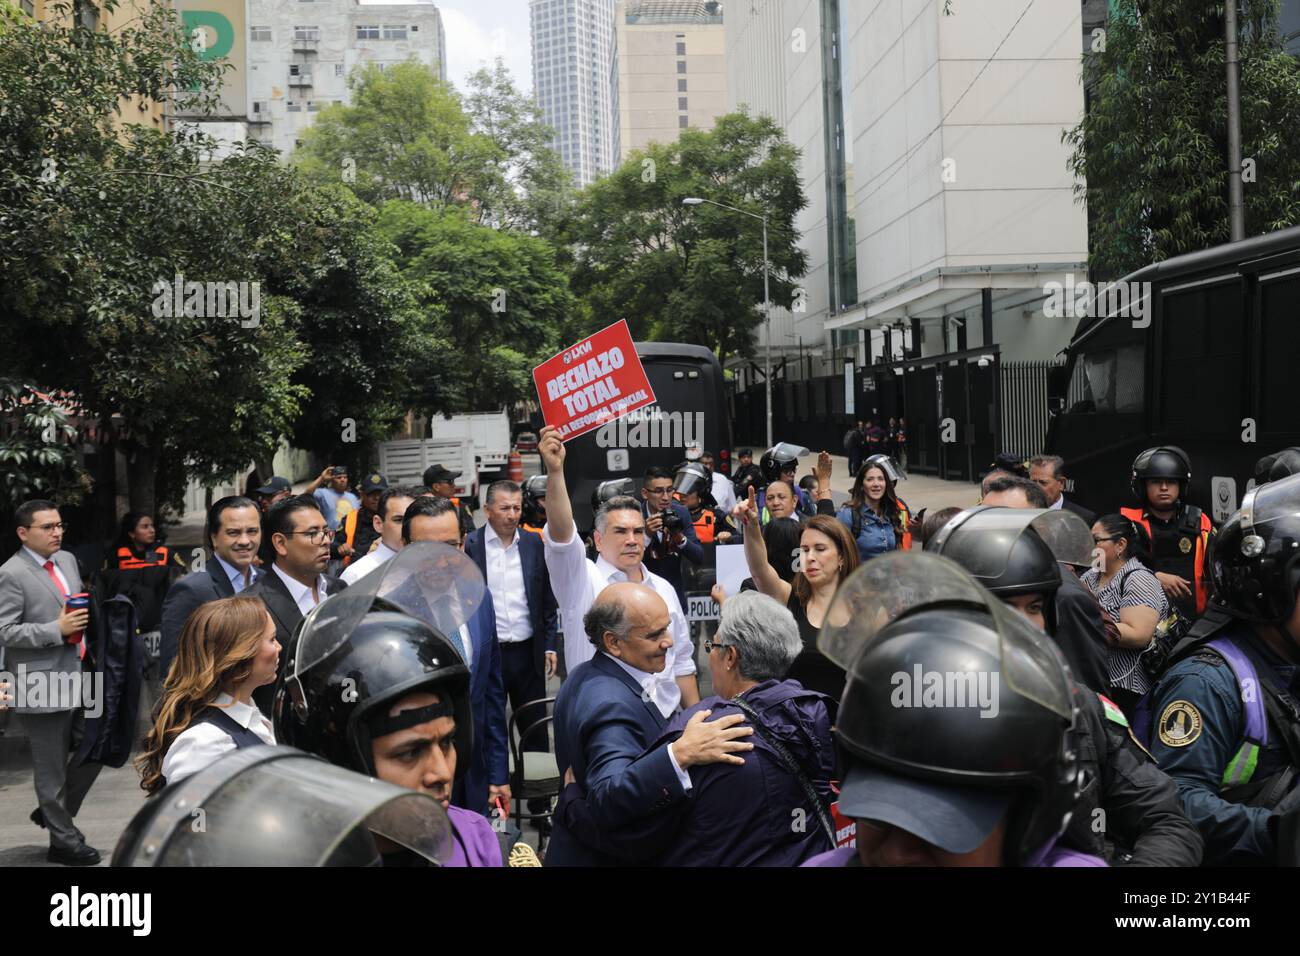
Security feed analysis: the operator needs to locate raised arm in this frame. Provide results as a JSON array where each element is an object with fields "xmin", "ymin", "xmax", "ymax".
[
  {"xmin": 733, "ymin": 486, "xmax": 792, "ymax": 604},
  {"xmin": 538, "ymin": 425, "xmax": 574, "ymax": 545}
]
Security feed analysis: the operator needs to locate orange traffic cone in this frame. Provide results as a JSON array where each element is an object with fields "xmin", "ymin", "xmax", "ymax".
[{"xmin": 508, "ymin": 450, "xmax": 523, "ymax": 482}]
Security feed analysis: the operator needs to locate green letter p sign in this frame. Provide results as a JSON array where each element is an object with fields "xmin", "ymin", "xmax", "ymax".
[{"xmin": 182, "ymin": 11, "xmax": 234, "ymax": 60}]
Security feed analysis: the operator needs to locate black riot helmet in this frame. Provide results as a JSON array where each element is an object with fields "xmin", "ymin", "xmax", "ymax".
[
  {"xmin": 591, "ymin": 477, "xmax": 637, "ymax": 516},
  {"xmin": 924, "ymin": 506, "xmax": 1067, "ymax": 633},
  {"xmin": 672, "ymin": 462, "xmax": 714, "ymax": 505},
  {"xmin": 1211, "ymin": 472, "xmax": 1300, "ymax": 633},
  {"xmin": 276, "ymin": 604, "xmax": 473, "ymax": 777},
  {"xmin": 760, "ymin": 443, "xmax": 809, "ymax": 483},
  {"xmin": 274, "ymin": 542, "xmax": 485, "ymax": 777},
  {"xmin": 1130, "ymin": 445, "xmax": 1192, "ymax": 502},
  {"xmin": 1254, "ymin": 448, "xmax": 1300, "ymax": 486},
  {"xmin": 819, "ymin": 553, "xmax": 1080, "ymax": 866},
  {"xmin": 522, "ymin": 474, "xmax": 547, "ymax": 526}
]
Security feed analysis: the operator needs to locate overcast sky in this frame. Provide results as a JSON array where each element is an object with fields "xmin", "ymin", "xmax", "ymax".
[{"xmin": 359, "ymin": 0, "xmax": 534, "ymax": 94}]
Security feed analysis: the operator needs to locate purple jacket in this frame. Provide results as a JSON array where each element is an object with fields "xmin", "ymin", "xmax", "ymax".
[
  {"xmin": 559, "ymin": 678, "xmax": 836, "ymax": 866},
  {"xmin": 801, "ymin": 844, "xmax": 1108, "ymax": 867},
  {"xmin": 445, "ymin": 805, "xmax": 503, "ymax": 867}
]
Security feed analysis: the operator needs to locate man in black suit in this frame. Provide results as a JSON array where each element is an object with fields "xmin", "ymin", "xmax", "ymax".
[
  {"xmin": 246, "ymin": 496, "xmax": 346, "ymax": 714},
  {"xmin": 159, "ymin": 495, "xmax": 264, "ymax": 679},
  {"xmin": 465, "ymin": 480, "xmax": 559, "ymax": 821},
  {"xmin": 1030, "ymin": 455, "xmax": 1097, "ymax": 526}
]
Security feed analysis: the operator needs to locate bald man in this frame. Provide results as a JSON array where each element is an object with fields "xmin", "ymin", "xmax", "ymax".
[{"xmin": 546, "ymin": 583, "xmax": 754, "ymax": 866}]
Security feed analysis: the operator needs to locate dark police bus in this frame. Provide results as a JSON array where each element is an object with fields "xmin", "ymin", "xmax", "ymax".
[
  {"xmin": 1045, "ymin": 225, "xmax": 1300, "ymax": 523},
  {"xmin": 563, "ymin": 342, "xmax": 731, "ymax": 533}
]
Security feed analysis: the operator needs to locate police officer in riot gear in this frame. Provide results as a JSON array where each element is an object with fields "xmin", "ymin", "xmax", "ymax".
[
  {"xmin": 275, "ymin": 543, "xmax": 515, "ymax": 866},
  {"xmin": 521, "ymin": 475, "xmax": 548, "ymax": 534},
  {"xmin": 802, "ymin": 552, "xmax": 1100, "ymax": 867},
  {"xmin": 925, "ymin": 507, "xmax": 1202, "ymax": 866},
  {"xmin": 1121, "ymin": 446, "xmax": 1214, "ymax": 621},
  {"xmin": 1145, "ymin": 472, "xmax": 1300, "ymax": 865},
  {"xmin": 759, "ymin": 443, "xmax": 814, "ymax": 517}
]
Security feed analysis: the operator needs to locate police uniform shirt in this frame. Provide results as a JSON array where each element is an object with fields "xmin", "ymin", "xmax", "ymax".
[
  {"xmin": 541, "ymin": 524, "xmax": 694, "ymax": 699},
  {"xmin": 1147, "ymin": 627, "xmax": 1300, "ymax": 864},
  {"xmin": 161, "ymin": 693, "xmax": 276, "ymax": 785}
]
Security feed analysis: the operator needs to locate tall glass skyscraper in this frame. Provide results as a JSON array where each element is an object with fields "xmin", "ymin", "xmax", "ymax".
[{"xmin": 531, "ymin": 0, "xmax": 621, "ymax": 187}]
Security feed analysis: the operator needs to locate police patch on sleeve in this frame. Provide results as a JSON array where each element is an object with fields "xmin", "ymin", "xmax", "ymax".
[{"xmin": 1157, "ymin": 699, "xmax": 1203, "ymax": 747}]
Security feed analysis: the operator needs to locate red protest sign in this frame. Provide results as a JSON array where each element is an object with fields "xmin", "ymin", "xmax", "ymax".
[{"xmin": 532, "ymin": 320, "xmax": 656, "ymax": 441}]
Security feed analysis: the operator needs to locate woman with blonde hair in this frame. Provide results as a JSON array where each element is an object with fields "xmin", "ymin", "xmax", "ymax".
[{"xmin": 136, "ymin": 596, "xmax": 280, "ymax": 794}]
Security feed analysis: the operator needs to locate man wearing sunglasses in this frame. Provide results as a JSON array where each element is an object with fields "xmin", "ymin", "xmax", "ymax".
[
  {"xmin": 246, "ymin": 495, "xmax": 347, "ymax": 715},
  {"xmin": 0, "ymin": 499, "xmax": 103, "ymax": 865}
]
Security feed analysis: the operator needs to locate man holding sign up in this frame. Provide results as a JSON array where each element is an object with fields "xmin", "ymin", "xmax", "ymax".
[{"xmin": 538, "ymin": 425, "xmax": 699, "ymax": 708}]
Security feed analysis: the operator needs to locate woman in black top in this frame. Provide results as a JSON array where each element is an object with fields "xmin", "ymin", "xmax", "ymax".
[{"xmin": 732, "ymin": 457, "xmax": 861, "ymax": 700}]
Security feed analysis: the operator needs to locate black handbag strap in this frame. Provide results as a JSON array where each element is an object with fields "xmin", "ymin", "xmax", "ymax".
[{"xmin": 728, "ymin": 694, "xmax": 836, "ymax": 846}]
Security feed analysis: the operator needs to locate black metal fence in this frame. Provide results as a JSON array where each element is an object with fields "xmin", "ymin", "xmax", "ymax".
[{"xmin": 999, "ymin": 359, "xmax": 1066, "ymax": 459}]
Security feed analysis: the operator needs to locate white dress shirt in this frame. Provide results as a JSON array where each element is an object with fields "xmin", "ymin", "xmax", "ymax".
[
  {"xmin": 161, "ymin": 692, "xmax": 276, "ymax": 784},
  {"xmin": 24, "ymin": 546, "xmax": 69, "ymax": 593},
  {"xmin": 271, "ymin": 563, "xmax": 330, "ymax": 617},
  {"xmin": 213, "ymin": 554, "xmax": 255, "ymax": 593},
  {"xmin": 542, "ymin": 525, "xmax": 694, "ymax": 710},
  {"xmin": 606, "ymin": 652, "xmax": 693, "ymax": 792},
  {"xmin": 1049, "ymin": 495, "xmax": 1065, "ymax": 511},
  {"xmin": 455, "ymin": 623, "xmax": 474, "ymax": 672},
  {"xmin": 485, "ymin": 525, "xmax": 533, "ymax": 644},
  {"xmin": 710, "ymin": 472, "xmax": 737, "ymax": 515},
  {"xmin": 340, "ymin": 540, "xmax": 398, "ymax": 586}
]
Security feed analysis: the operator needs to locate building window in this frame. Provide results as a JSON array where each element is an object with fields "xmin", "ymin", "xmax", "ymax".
[
  {"xmin": 382, "ymin": 24, "xmax": 408, "ymax": 40},
  {"xmin": 676, "ymin": 41, "xmax": 686, "ymax": 55},
  {"xmin": 307, "ymin": 101, "xmax": 320, "ymax": 112},
  {"xmin": 251, "ymin": 100, "xmax": 269, "ymax": 114},
  {"xmin": 356, "ymin": 24, "xmax": 380, "ymax": 40},
  {"xmin": 678, "ymin": 78, "xmax": 687, "ymax": 92},
  {"xmin": 679, "ymin": 115, "xmax": 688, "ymax": 128},
  {"xmin": 676, "ymin": 61, "xmax": 686, "ymax": 74},
  {"xmin": 678, "ymin": 97, "xmax": 688, "ymax": 110},
  {"xmin": 334, "ymin": 63, "xmax": 345, "ymax": 76},
  {"xmin": 287, "ymin": 102, "xmax": 302, "ymax": 112},
  {"xmin": 250, "ymin": 25, "xmax": 271, "ymax": 42},
  {"xmin": 294, "ymin": 26, "xmax": 320, "ymax": 42}
]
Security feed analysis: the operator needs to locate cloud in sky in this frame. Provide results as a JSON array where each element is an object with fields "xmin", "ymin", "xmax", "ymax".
[{"xmin": 358, "ymin": 0, "xmax": 534, "ymax": 95}]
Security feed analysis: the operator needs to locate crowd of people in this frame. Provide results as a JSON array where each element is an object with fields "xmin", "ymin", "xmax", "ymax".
[{"xmin": 3, "ymin": 430, "xmax": 1300, "ymax": 868}]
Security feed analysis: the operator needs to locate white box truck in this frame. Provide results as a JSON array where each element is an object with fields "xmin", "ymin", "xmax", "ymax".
[{"xmin": 429, "ymin": 409, "xmax": 512, "ymax": 492}]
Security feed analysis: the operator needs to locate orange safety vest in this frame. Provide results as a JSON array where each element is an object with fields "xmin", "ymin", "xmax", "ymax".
[
  {"xmin": 692, "ymin": 509, "xmax": 716, "ymax": 544},
  {"xmin": 521, "ymin": 524, "xmax": 545, "ymax": 536},
  {"xmin": 341, "ymin": 509, "xmax": 362, "ymax": 566},
  {"xmin": 116, "ymin": 545, "xmax": 170, "ymax": 570},
  {"xmin": 898, "ymin": 501, "xmax": 912, "ymax": 551},
  {"xmin": 1119, "ymin": 505, "xmax": 1211, "ymax": 615}
]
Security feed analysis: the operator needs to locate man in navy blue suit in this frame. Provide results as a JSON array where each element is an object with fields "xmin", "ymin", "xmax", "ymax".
[
  {"xmin": 403, "ymin": 496, "xmax": 509, "ymax": 818},
  {"xmin": 465, "ymin": 480, "xmax": 558, "ymax": 821},
  {"xmin": 640, "ymin": 466, "xmax": 704, "ymax": 612},
  {"xmin": 545, "ymin": 582, "xmax": 754, "ymax": 866},
  {"xmin": 159, "ymin": 495, "xmax": 264, "ymax": 678}
]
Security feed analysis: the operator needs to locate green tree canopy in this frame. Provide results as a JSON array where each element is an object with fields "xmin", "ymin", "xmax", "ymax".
[
  {"xmin": 565, "ymin": 110, "xmax": 808, "ymax": 359},
  {"xmin": 1065, "ymin": 0, "xmax": 1300, "ymax": 277}
]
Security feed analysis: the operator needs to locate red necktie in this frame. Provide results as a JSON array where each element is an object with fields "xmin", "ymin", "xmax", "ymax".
[
  {"xmin": 44, "ymin": 559, "xmax": 82, "ymax": 659},
  {"xmin": 42, "ymin": 559, "xmax": 67, "ymax": 598}
]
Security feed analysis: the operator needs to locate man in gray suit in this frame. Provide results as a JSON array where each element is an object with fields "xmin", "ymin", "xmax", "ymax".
[{"xmin": 0, "ymin": 499, "xmax": 103, "ymax": 865}]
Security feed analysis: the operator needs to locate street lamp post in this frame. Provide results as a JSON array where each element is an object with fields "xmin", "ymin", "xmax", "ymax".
[{"xmin": 683, "ymin": 196, "xmax": 773, "ymax": 448}]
